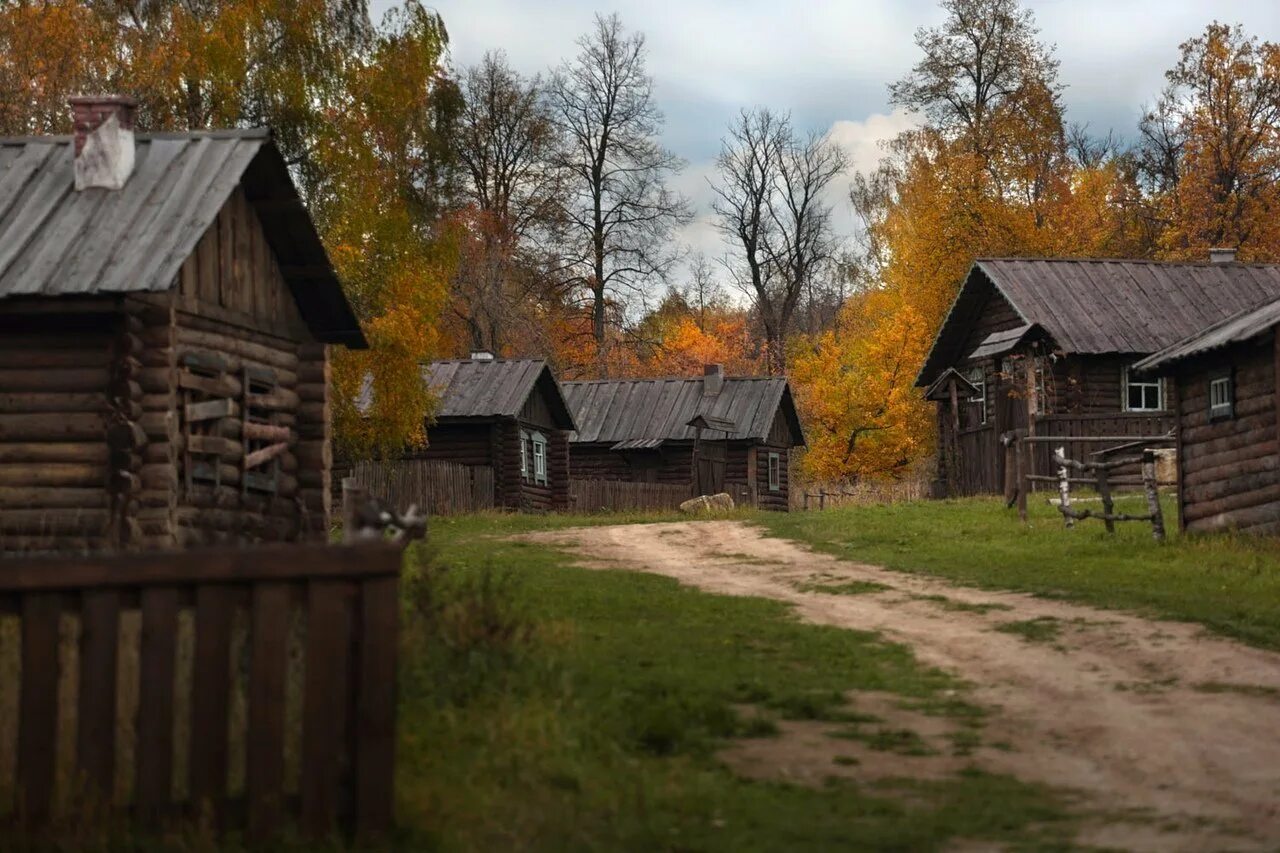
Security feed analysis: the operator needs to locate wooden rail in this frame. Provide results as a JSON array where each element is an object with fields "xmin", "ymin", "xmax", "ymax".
[{"xmin": 0, "ymin": 540, "xmax": 403, "ymax": 842}]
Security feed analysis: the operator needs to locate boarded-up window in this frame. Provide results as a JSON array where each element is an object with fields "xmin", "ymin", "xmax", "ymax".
[{"xmin": 242, "ymin": 367, "xmax": 287, "ymax": 495}]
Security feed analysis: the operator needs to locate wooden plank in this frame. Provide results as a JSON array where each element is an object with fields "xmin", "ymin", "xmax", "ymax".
[
  {"xmin": 242, "ymin": 422, "xmax": 291, "ymax": 443},
  {"xmin": 77, "ymin": 589, "xmax": 120, "ymax": 805},
  {"xmin": 18, "ymin": 593, "xmax": 61, "ymax": 824},
  {"xmin": 299, "ymin": 581, "xmax": 351, "ymax": 839},
  {"xmin": 247, "ymin": 582, "xmax": 290, "ymax": 841},
  {"xmin": 178, "ymin": 370, "xmax": 241, "ymax": 399},
  {"xmin": 136, "ymin": 587, "xmax": 179, "ymax": 823},
  {"xmin": 353, "ymin": 575, "xmax": 399, "ymax": 838},
  {"xmin": 244, "ymin": 441, "xmax": 289, "ymax": 470},
  {"xmin": 185, "ymin": 398, "xmax": 239, "ymax": 422},
  {"xmin": 188, "ymin": 585, "xmax": 233, "ymax": 817}
]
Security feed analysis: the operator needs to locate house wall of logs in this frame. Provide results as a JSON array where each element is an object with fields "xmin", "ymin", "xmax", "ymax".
[{"xmin": 0, "ymin": 188, "xmax": 333, "ymax": 553}]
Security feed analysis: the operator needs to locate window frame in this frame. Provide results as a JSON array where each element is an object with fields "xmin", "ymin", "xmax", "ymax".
[
  {"xmin": 767, "ymin": 451, "xmax": 781, "ymax": 492},
  {"xmin": 1122, "ymin": 366, "xmax": 1164, "ymax": 413},
  {"xmin": 531, "ymin": 431, "xmax": 548, "ymax": 485},
  {"xmin": 965, "ymin": 365, "xmax": 987, "ymax": 425},
  {"xmin": 1209, "ymin": 372, "xmax": 1234, "ymax": 421},
  {"xmin": 520, "ymin": 429, "xmax": 531, "ymax": 481}
]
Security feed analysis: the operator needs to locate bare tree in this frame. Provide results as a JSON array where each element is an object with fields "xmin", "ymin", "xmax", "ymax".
[
  {"xmin": 711, "ymin": 108, "xmax": 848, "ymax": 373},
  {"xmin": 546, "ymin": 13, "xmax": 691, "ymax": 370},
  {"xmin": 451, "ymin": 51, "xmax": 562, "ymax": 353}
]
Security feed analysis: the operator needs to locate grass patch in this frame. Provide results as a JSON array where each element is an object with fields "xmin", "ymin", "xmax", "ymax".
[
  {"xmin": 995, "ymin": 617, "xmax": 1063, "ymax": 644},
  {"xmin": 796, "ymin": 579, "xmax": 891, "ymax": 595},
  {"xmin": 910, "ymin": 593, "xmax": 1013, "ymax": 614},
  {"xmin": 1193, "ymin": 681, "xmax": 1280, "ymax": 699},
  {"xmin": 755, "ymin": 496, "xmax": 1280, "ymax": 650},
  {"xmin": 393, "ymin": 511, "xmax": 1077, "ymax": 849}
]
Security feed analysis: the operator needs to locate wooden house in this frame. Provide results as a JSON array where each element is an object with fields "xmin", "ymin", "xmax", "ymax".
[
  {"xmin": 0, "ymin": 96, "xmax": 365, "ymax": 553},
  {"xmin": 408, "ymin": 356, "xmax": 576, "ymax": 512},
  {"xmin": 1134, "ymin": 297, "xmax": 1280, "ymax": 535},
  {"xmin": 561, "ymin": 365, "xmax": 805, "ymax": 511},
  {"xmin": 917, "ymin": 257, "xmax": 1280, "ymax": 496}
]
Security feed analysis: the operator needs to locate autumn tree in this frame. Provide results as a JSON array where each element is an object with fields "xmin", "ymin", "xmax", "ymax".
[
  {"xmin": 711, "ymin": 108, "xmax": 848, "ymax": 374},
  {"xmin": 1137, "ymin": 22, "xmax": 1280, "ymax": 260},
  {"xmin": 546, "ymin": 13, "xmax": 691, "ymax": 371}
]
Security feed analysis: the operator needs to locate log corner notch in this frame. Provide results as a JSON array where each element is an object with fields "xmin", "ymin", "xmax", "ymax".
[{"xmin": 106, "ymin": 314, "xmax": 146, "ymax": 549}]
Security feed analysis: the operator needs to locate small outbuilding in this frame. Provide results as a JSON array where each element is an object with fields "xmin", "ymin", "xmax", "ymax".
[
  {"xmin": 1134, "ymin": 297, "xmax": 1280, "ymax": 536},
  {"xmin": 562, "ymin": 365, "xmax": 805, "ymax": 511},
  {"xmin": 0, "ymin": 96, "xmax": 364, "ymax": 552},
  {"xmin": 411, "ymin": 355, "xmax": 576, "ymax": 511}
]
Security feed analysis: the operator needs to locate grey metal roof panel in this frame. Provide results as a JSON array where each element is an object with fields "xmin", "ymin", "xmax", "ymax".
[
  {"xmin": 0, "ymin": 130, "xmax": 365, "ymax": 346},
  {"xmin": 611, "ymin": 438, "xmax": 665, "ymax": 450},
  {"xmin": 969, "ymin": 323, "xmax": 1036, "ymax": 360},
  {"xmin": 917, "ymin": 257, "xmax": 1280, "ymax": 386},
  {"xmin": 1135, "ymin": 296, "xmax": 1280, "ymax": 373},
  {"xmin": 562, "ymin": 376, "xmax": 802, "ymax": 445}
]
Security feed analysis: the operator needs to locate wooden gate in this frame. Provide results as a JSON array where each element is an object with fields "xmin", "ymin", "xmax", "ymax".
[
  {"xmin": 0, "ymin": 540, "xmax": 402, "ymax": 842},
  {"xmin": 695, "ymin": 441, "xmax": 727, "ymax": 495}
]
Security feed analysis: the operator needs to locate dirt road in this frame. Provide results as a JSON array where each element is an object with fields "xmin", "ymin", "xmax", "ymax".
[{"xmin": 525, "ymin": 520, "xmax": 1280, "ymax": 851}]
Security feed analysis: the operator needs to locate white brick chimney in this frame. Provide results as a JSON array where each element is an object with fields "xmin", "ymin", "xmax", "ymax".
[
  {"xmin": 69, "ymin": 95, "xmax": 138, "ymax": 191},
  {"xmin": 1209, "ymin": 247, "xmax": 1238, "ymax": 264}
]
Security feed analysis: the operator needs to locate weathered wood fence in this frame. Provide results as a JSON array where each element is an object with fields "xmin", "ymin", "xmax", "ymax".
[
  {"xmin": 1049, "ymin": 444, "xmax": 1167, "ymax": 540},
  {"xmin": 349, "ymin": 459, "xmax": 495, "ymax": 516},
  {"xmin": 570, "ymin": 479, "xmax": 691, "ymax": 512},
  {"xmin": 0, "ymin": 540, "xmax": 402, "ymax": 842}
]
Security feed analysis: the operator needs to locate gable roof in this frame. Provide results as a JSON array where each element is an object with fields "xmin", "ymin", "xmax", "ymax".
[
  {"xmin": 1135, "ymin": 295, "xmax": 1280, "ymax": 374},
  {"xmin": 562, "ymin": 376, "xmax": 805, "ymax": 447},
  {"xmin": 922, "ymin": 367, "xmax": 981, "ymax": 403},
  {"xmin": 0, "ymin": 128, "xmax": 364, "ymax": 347},
  {"xmin": 917, "ymin": 258, "xmax": 1280, "ymax": 386},
  {"xmin": 421, "ymin": 358, "xmax": 575, "ymax": 429}
]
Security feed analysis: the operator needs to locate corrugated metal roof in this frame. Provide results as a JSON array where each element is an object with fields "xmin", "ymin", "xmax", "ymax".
[
  {"xmin": 611, "ymin": 438, "xmax": 665, "ymax": 451},
  {"xmin": 562, "ymin": 376, "xmax": 805, "ymax": 446},
  {"xmin": 0, "ymin": 129, "xmax": 364, "ymax": 346},
  {"xmin": 917, "ymin": 258, "xmax": 1280, "ymax": 386},
  {"xmin": 969, "ymin": 323, "xmax": 1036, "ymax": 359},
  {"xmin": 1135, "ymin": 295, "xmax": 1280, "ymax": 373},
  {"xmin": 420, "ymin": 359, "xmax": 575, "ymax": 428}
]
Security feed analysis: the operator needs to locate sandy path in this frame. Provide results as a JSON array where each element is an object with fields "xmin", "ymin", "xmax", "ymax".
[{"xmin": 523, "ymin": 520, "xmax": 1280, "ymax": 851}]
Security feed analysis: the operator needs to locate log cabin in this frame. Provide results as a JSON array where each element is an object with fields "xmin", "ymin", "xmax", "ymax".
[
  {"xmin": 561, "ymin": 365, "xmax": 806, "ymax": 511},
  {"xmin": 406, "ymin": 355, "xmax": 576, "ymax": 512},
  {"xmin": 0, "ymin": 96, "xmax": 365, "ymax": 553},
  {"xmin": 917, "ymin": 256, "xmax": 1280, "ymax": 496},
  {"xmin": 1134, "ymin": 296, "xmax": 1280, "ymax": 535}
]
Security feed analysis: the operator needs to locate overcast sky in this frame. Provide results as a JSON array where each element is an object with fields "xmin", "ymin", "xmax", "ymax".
[{"xmin": 373, "ymin": 0, "xmax": 1280, "ymax": 285}]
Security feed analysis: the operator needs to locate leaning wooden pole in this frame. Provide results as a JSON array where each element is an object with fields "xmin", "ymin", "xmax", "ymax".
[
  {"xmin": 1142, "ymin": 450, "xmax": 1166, "ymax": 542},
  {"xmin": 1056, "ymin": 445, "xmax": 1073, "ymax": 529}
]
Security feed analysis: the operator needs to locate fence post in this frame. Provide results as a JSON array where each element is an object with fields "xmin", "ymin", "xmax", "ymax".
[
  {"xmin": 1143, "ymin": 449, "xmax": 1166, "ymax": 541},
  {"xmin": 342, "ymin": 476, "xmax": 365, "ymax": 542},
  {"xmin": 1096, "ymin": 462, "xmax": 1115, "ymax": 535},
  {"xmin": 819, "ymin": 489, "xmax": 826, "ymax": 510},
  {"xmin": 1056, "ymin": 445, "xmax": 1074, "ymax": 529},
  {"xmin": 1016, "ymin": 434, "xmax": 1029, "ymax": 523}
]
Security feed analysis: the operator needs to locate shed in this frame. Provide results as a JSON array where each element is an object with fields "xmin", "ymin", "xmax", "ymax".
[
  {"xmin": 411, "ymin": 356, "xmax": 575, "ymax": 511},
  {"xmin": 562, "ymin": 365, "xmax": 805, "ymax": 511},
  {"xmin": 0, "ymin": 96, "xmax": 364, "ymax": 552},
  {"xmin": 1134, "ymin": 297, "xmax": 1280, "ymax": 535},
  {"xmin": 917, "ymin": 256, "xmax": 1280, "ymax": 496}
]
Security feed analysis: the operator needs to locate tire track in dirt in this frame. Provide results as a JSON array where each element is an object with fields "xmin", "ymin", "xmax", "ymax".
[{"xmin": 523, "ymin": 520, "xmax": 1280, "ymax": 852}]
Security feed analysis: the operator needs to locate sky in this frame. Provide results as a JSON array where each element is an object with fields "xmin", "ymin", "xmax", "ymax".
[{"xmin": 372, "ymin": 0, "xmax": 1280, "ymax": 286}]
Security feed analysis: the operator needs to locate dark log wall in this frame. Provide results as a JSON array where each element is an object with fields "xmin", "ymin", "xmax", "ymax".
[
  {"xmin": 0, "ymin": 306, "xmax": 126, "ymax": 552},
  {"xmin": 754, "ymin": 446, "xmax": 790, "ymax": 512},
  {"xmin": 420, "ymin": 423, "xmax": 496, "ymax": 468},
  {"xmin": 1177, "ymin": 333, "xmax": 1279, "ymax": 535}
]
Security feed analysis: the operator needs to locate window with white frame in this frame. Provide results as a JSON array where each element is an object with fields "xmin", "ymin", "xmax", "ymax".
[
  {"xmin": 531, "ymin": 431, "xmax": 548, "ymax": 485},
  {"xmin": 768, "ymin": 452, "xmax": 781, "ymax": 491},
  {"xmin": 1123, "ymin": 367, "xmax": 1163, "ymax": 412},
  {"xmin": 520, "ymin": 429, "xmax": 531, "ymax": 481},
  {"xmin": 965, "ymin": 366, "xmax": 987, "ymax": 425},
  {"xmin": 1209, "ymin": 373, "xmax": 1234, "ymax": 420}
]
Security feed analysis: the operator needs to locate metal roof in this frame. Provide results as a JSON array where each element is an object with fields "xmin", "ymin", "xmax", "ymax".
[
  {"xmin": 611, "ymin": 438, "xmax": 665, "ymax": 451},
  {"xmin": 969, "ymin": 323, "xmax": 1038, "ymax": 360},
  {"xmin": 917, "ymin": 258, "xmax": 1280, "ymax": 386},
  {"xmin": 420, "ymin": 358, "xmax": 575, "ymax": 428},
  {"xmin": 562, "ymin": 376, "xmax": 805, "ymax": 446},
  {"xmin": 1135, "ymin": 295, "xmax": 1280, "ymax": 374},
  {"xmin": 0, "ymin": 129, "xmax": 364, "ymax": 347}
]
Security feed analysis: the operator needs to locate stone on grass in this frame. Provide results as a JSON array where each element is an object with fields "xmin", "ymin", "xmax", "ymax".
[{"xmin": 679, "ymin": 493, "xmax": 735, "ymax": 514}]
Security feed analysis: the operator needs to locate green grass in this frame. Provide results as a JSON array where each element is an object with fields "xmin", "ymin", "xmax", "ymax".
[
  {"xmin": 755, "ymin": 496, "xmax": 1280, "ymax": 650},
  {"xmin": 995, "ymin": 617, "xmax": 1064, "ymax": 644},
  {"xmin": 390, "ymin": 511, "xmax": 1077, "ymax": 850},
  {"xmin": 796, "ymin": 579, "xmax": 892, "ymax": 595}
]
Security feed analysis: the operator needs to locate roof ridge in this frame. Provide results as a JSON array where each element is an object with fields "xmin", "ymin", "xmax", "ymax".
[
  {"xmin": 561, "ymin": 375, "xmax": 785, "ymax": 384},
  {"xmin": 978, "ymin": 256, "xmax": 1280, "ymax": 268},
  {"xmin": 0, "ymin": 127, "xmax": 271, "ymax": 145}
]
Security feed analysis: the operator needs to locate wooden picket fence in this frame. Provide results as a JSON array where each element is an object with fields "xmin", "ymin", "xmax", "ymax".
[
  {"xmin": 350, "ymin": 459, "xmax": 495, "ymax": 516},
  {"xmin": 570, "ymin": 479, "xmax": 691, "ymax": 512},
  {"xmin": 0, "ymin": 540, "xmax": 402, "ymax": 843}
]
